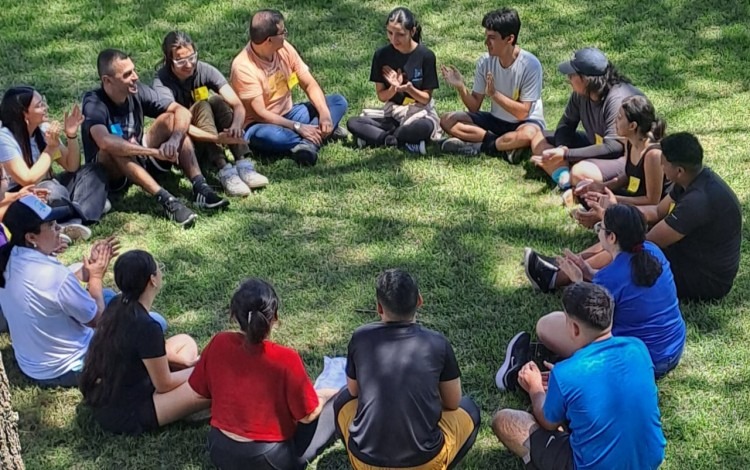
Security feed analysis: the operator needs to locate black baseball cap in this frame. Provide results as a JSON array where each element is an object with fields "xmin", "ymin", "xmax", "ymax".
[
  {"xmin": 558, "ymin": 47, "xmax": 609, "ymax": 76},
  {"xmin": 3, "ymin": 195, "xmax": 70, "ymax": 241}
]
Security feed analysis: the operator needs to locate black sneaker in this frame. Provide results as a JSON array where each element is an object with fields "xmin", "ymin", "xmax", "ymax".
[
  {"xmin": 504, "ymin": 147, "xmax": 531, "ymax": 164},
  {"xmin": 496, "ymin": 331, "xmax": 532, "ymax": 391},
  {"xmin": 531, "ymin": 341, "xmax": 560, "ymax": 371},
  {"xmin": 291, "ymin": 143, "xmax": 319, "ymax": 166},
  {"xmin": 159, "ymin": 196, "xmax": 197, "ymax": 227},
  {"xmin": 193, "ymin": 183, "xmax": 230, "ymax": 210},
  {"xmin": 524, "ymin": 247, "xmax": 559, "ymax": 293}
]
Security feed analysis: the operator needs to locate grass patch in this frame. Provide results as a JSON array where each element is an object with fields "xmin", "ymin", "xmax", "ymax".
[{"xmin": 1, "ymin": 0, "xmax": 749, "ymax": 468}]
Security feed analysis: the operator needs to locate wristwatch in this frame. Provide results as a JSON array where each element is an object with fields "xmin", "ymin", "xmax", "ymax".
[{"xmin": 293, "ymin": 121, "xmax": 301, "ymax": 132}]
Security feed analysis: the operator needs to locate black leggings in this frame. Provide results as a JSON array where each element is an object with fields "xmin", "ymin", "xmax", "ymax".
[
  {"xmin": 207, "ymin": 399, "xmax": 338, "ymax": 470},
  {"xmin": 347, "ymin": 116, "xmax": 434, "ymax": 146}
]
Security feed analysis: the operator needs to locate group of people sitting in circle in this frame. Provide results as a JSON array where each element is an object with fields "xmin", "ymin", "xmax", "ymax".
[{"xmin": 0, "ymin": 5, "xmax": 743, "ymax": 470}]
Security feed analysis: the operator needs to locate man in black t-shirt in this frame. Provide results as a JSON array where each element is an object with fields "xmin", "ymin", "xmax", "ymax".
[
  {"xmin": 525, "ymin": 132, "xmax": 741, "ymax": 301},
  {"xmin": 153, "ymin": 31, "xmax": 268, "ymax": 197},
  {"xmin": 334, "ymin": 269, "xmax": 480, "ymax": 469},
  {"xmin": 82, "ymin": 49, "xmax": 228, "ymax": 227}
]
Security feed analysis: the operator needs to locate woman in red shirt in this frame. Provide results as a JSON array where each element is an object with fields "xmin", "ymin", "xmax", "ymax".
[{"xmin": 188, "ymin": 278, "xmax": 340, "ymax": 470}]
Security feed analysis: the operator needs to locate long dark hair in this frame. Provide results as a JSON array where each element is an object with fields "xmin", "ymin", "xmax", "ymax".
[
  {"xmin": 230, "ymin": 278, "xmax": 279, "ymax": 345},
  {"xmin": 621, "ymin": 95, "xmax": 666, "ymax": 142},
  {"xmin": 0, "ymin": 224, "xmax": 40, "ymax": 288},
  {"xmin": 80, "ymin": 250, "xmax": 159, "ymax": 407},
  {"xmin": 386, "ymin": 7, "xmax": 422, "ymax": 43},
  {"xmin": 583, "ymin": 63, "xmax": 631, "ymax": 101},
  {"xmin": 0, "ymin": 86, "xmax": 48, "ymax": 172},
  {"xmin": 603, "ymin": 205, "xmax": 662, "ymax": 287},
  {"xmin": 159, "ymin": 30, "xmax": 195, "ymax": 68}
]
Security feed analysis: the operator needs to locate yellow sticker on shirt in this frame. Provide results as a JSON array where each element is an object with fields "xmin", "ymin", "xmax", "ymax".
[
  {"xmin": 402, "ymin": 97, "xmax": 416, "ymax": 105},
  {"xmin": 192, "ymin": 86, "xmax": 209, "ymax": 102},
  {"xmin": 287, "ymin": 72, "xmax": 299, "ymax": 90},
  {"xmin": 668, "ymin": 202, "xmax": 676, "ymax": 214},
  {"xmin": 268, "ymin": 71, "xmax": 289, "ymax": 101},
  {"xmin": 627, "ymin": 176, "xmax": 641, "ymax": 194},
  {"xmin": 595, "ymin": 134, "xmax": 603, "ymax": 145},
  {"xmin": 512, "ymin": 88, "xmax": 520, "ymax": 100}
]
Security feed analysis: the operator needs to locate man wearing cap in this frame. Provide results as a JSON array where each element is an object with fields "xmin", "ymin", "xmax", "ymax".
[
  {"xmin": 439, "ymin": 8, "xmax": 545, "ymax": 161},
  {"xmin": 524, "ymin": 133, "xmax": 742, "ymax": 301},
  {"xmin": 82, "ymin": 48, "xmax": 229, "ymax": 228},
  {"xmin": 529, "ymin": 47, "xmax": 643, "ymax": 190}
]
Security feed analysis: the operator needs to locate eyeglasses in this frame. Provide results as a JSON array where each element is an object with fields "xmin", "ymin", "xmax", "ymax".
[
  {"xmin": 156, "ymin": 261, "xmax": 166, "ymax": 275},
  {"xmin": 34, "ymin": 95, "xmax": 48, "ymax": 109},
  {"xmin": 593, "ymin": 222, "xmax": 611, "ymax": 235},
  {"xmin": 172, "ymin": 52, "xmax": 198, "ymax": 68},
  {"xmin": 273, "ymin": 28, "xmax": 289, "ymax": 38}
]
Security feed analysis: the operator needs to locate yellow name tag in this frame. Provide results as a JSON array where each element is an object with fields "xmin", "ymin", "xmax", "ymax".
[
  {"xmin": 52, "ymin": 149, "xmax": 63, "ymax": 161},
  {"xmin": 192, "ymin": 86, "xmax": 209, "ymax": 102},
  {"xmin": 402, "ymin": 97, "xmax": 416, "ymax": 105},
  {"xmin": 287, "ymin": 72, "xmax": 299, "ymax": 90},
  {"xmin": 668, "ymin": 202, "xmax": 676, "ymax": 214},
  {"xmin": 512, "ymin": 88, "xmax": 520, "ymax": 100},
  {"xmin": 627, "ymin": 176, "xmax": 641, "ymax": 193},
  {"xmin": 595, "ymin": 134, "xmax": 603, "ymax": 145}
]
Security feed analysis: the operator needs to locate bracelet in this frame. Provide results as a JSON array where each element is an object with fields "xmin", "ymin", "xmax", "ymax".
[{"xmin": 66, "ymin": 134, "xmax": 78, "ymax": 139}]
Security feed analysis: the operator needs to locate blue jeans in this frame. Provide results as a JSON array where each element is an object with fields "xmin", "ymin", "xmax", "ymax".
[
  {"xmin": 244, "ymin": 94, "xmax": 348, "ymax": 155},
  {"xmin": 654, "ymin": 344, "xmax": 685, "ymax": 380}
]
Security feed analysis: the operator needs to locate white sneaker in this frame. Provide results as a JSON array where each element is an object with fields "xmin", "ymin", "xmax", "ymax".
[
  {"xmin": 404, "ymin": 141, "xmax": 426, "ymax": 155},
  {"xmin": 60, "ymin": 221, "xmax": 91, "ymax": 241},
  {"xmin": 218, "ymin": 164, "xmax": 251, "ymax": 197},
  {"xmin": 236, "ymin": 159, "xmax": 269, "ymax": 189}
]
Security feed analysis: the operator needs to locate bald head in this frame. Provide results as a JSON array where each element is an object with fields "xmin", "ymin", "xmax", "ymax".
[{"xmin": 250, "ymin": 9, "xmax": 285, "ymax": 44}]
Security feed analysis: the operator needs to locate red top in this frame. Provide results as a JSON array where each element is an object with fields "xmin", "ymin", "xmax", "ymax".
[{"xmin": 188, "ymin": 332, "xmax": 319, "ymax": 441}]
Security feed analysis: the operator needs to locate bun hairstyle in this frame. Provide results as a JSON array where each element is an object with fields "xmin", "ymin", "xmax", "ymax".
[
  {"xmin": 621, "ymin": 95, "xmax": 666, "ymax": 142},
  {"xmin": 231, "ymin": 278, "xmax": 279, "ymax": 344},
  {"xmin": 603, "ymin": 205, "xmax": 663, "ymax": 287},
  {"xmin": 386, "ymin": 7, "xmax": 422, "ymax": 43}
]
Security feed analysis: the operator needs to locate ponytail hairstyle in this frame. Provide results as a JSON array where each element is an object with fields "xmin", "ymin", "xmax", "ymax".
[
  {"xmin": 0, "ymin": 86, "xmax": 48, "ymax": 173},
  {"xmin": 159, "ymin": 30, "xmax": 196, "ymax": 68},
  {"xmin": 603, "ymin": 205, "xmax": 663, "ymax": 287},
  {"xmin": 582, "ymin": 63, "xmax": 631, "ymax": 101},
  {"xmin": 230, "ymin": 278, "xmax": 279, "ymax": 345},
  {"xmin": 621, "ymin": 95, "xmax": 666, "ymax": 143},
  {"xmin": 80, "ymin": 250, "xmax": 159, "ymax": 407},
  {"xmin": 386, "ymin": 7, "xmax": 422, "ymax": 43}
]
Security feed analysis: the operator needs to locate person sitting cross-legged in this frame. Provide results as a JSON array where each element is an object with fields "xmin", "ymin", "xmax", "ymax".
[
  {"xmin": 82, "ymin": 49, "xmax": 228, "ymax": 228},
  {"xmin": 153, "ymin": 30, "xmax": 268, "ymax": 196},
  {"xmin": 334, "ymin": 269, "xmax": 480, "ymax": 469},
  {"xmin": 492, "ymin": 282, "xmax": 666, "ymax": 470},
  {"xmin": 439, "ymin": 8, "xmax": 545, "ymax": 161},
  {"xmin": 230, "ymin": 9, "xmax": 349, "ymax": 166}
]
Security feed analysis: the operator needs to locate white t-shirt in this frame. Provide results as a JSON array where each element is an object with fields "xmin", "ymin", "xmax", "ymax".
[
  {"xmin": 472, "ymin": 50, "xmax": 546, "ymax": 127},
  {"xmin": 0, "ymin": 246, "xmax": 96, "ymax": 380},
  {"xmin": 0, "ymin": 125, "xmax": 52, "ymax": 188}
]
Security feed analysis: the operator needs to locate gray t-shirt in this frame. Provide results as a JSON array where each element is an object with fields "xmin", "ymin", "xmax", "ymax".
[
  {"xmin": 153, "ymin": 61, "xmax": 228, "ymax": 109},
  {"xmin": 472, "ymin": 50, "xmax": 545, "ymax": 127}
]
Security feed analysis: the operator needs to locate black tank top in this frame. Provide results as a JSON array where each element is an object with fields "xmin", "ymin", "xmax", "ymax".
[{"xmin": 621, "ymin": 142, "xmax": 666, "ymax": 197}]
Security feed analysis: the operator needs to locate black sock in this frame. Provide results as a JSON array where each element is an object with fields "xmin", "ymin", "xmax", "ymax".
[
  {"xmin": 481, "ymin": 132, "xmax": 500, "ymax": 155},
  {"xmin": 191, "ymin": 175, "xmax": 206, "ymax": 188},
  {"xmin": 155, "ymin": 188, "xmax": 172, "ymax": 203}
]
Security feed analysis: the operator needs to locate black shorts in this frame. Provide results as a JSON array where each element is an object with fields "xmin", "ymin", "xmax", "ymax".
[
  {"xmin": 468, "ymin": 112, "xmax": 544, "ymax": 136},
  {"xmin": 664, "ymin": 249, "xmax": 733, "ymax": 301},
  {"xmin": 528, "ymin": 427, "xmax": 573, "ymax": 470},
  {"xmin": 101, "ymin": 153, "xmax": 175, "ymax": 193},
  {"xmin": 92, "ymin": 397, "xmax": 159, "ymax": 436}
]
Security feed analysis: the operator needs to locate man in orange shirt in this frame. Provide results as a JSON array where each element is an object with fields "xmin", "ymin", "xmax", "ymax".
[{"xmin": 231, "ymin": 9, "xmax": 348, "ymax": 166}]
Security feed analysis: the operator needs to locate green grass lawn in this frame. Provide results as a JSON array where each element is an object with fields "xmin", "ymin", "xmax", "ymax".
[{"xmin": 1, "ymin": 0, "xmax": 749, "ymax": 468}]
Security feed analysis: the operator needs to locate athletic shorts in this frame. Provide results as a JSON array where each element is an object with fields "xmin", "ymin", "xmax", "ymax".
[
  {"xmin": 468, "ymin": 112, "xmax": 544, "ymax": 136},
  {"xmin": 528, "ymin": 427, "xmax": 573, "ymax": 470},
  {"xmin": 92, "ymin": 396, "xmax": 159, "ymax": 436}
]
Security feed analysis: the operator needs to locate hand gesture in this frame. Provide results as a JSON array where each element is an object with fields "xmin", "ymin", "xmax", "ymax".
[
  {"xmin": 83, "ymin": 242, "xmax": 113, "ymax": 281},
  {"xmin": 571, "ymin": 207, "xmax": 600, "ymax": 229},
  {"xmin": 557, "ymin": 255, "xmax": 584, "ymax": 283},
  {"xmin": 518, "ymin": 361, "xmax": 544, "ymax": 394},
  {"xmin": 158, "ymin": 137, "xmax": 180, "ymax": 162},
  {"xmin": 216, "ymin": 131, "xmax": 247, "ymax": 145},
  {"xmin": 63, "ymin": 104, "xmax": 84, "ymax": 138},
  {"xmin": 485, "ymin": 71, "xmax": 495, "ymax": 98},
  {"xmin": 440, "ymin": 65, "xmax": 464, "ymax": 89},
  {"xmin": 574, "ymin": 179, "xmax": 605, "ymax": 198},
  {"xmin": 382, "ymin": 66, "xmax": 404, "ymax": 89},
  {"xmin": 318, "ymin": 115, "xmax": 334, "ymax": 138},
  {"xmin": 584, "ymin": 187, "xmax": 617, "ymax": 218},
  {"xmin": 562, "ymin": 249, "xmax": 595, "ymax": 281},
  {"xmin": 44, "ymin": 122, "xmax": 62, "ymax": 152},
  {"xmin": 298, "ymin": 124, "xmax": 323, "ymax": 146}
]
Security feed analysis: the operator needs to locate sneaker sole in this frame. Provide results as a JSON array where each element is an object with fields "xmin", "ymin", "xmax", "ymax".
[
  {"xmin": 195, "ymin": 199, "xmax": 230, "ymax": 210},
  {"xmin": 523, "ymin": 247, "xmax": 542, "ymax": 291},
  {"xmin": 61, "ymin": 224, "xmax": 92, "ymax": 241},
  {"xmin": 173, "ymin": 213, "xmax": 198, "ymax": 227},
  {"xmin": 496, "ymin": 331, "xmax": 528, "ymax": 391}
]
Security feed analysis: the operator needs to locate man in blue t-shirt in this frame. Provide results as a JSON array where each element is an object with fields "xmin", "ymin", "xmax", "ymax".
[{"xmin": 492, "ymin": 282, "xmax": 665, "ymax": 470}]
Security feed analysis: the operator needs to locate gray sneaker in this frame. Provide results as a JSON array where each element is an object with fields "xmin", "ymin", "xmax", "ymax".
[
  {"xmin": 441, "ymin": 138, "xmax": 481, "ymax": 156},
  {"xmin": 219, "ymin": 164, "xmax": 252, "ymax": 197},
  {"xmin": 235, "ymin": 159, "xmax": 269, "ymax": 189},
  {"xmin": 60, "ymin": 221, "xmax": 92, "ymax": 241}
]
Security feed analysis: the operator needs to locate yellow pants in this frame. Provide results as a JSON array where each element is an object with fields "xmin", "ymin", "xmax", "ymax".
[{"xmin": 336, "ymin": 399, "xmax": 476, "ymax": 470}]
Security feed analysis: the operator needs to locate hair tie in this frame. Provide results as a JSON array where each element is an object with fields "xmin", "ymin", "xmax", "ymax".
[
  {"xmin": 247, "ymin": 310, "xmax": 253, "ymax": 322},
  {"xmin": 122, "ymin": 296, "xmax": 130, "ymax": 304},
  {"xmin": 633, "ymin": 243, "xmax": 644, "ymax": 253}
]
